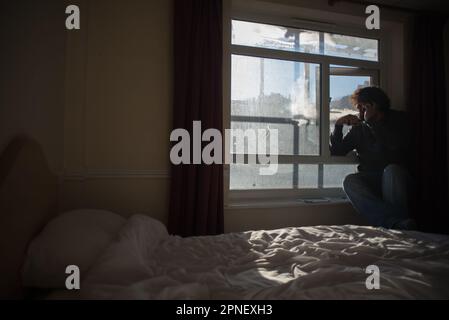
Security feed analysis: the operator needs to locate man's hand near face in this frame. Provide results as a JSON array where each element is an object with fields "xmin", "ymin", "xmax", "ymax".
[{"xmin": 336, "ymin": 114, "xmax": 362, "ymax": 127}]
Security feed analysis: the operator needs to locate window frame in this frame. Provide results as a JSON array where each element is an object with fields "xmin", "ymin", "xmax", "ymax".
[{"xmin": 224, "ymin": 11, "xmax": 387, "ymax": 204}]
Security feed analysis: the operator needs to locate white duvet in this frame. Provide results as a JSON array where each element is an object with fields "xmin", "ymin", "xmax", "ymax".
[{"xmin": 80, "ymin": 215, "xmax": 449, "ymax": 300}]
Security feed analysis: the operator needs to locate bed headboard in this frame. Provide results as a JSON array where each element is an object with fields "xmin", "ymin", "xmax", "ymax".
[{"xmin": 0, "ymin": 136, "xmax": 58, "ymax": 299}]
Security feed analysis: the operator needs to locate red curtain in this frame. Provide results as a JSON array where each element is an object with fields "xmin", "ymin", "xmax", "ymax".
[
  {"xmin": 168, "ymin": 0, "xmax": 224, "ymax": 237},
  {"xmin": 409, "ymin": 15, "xmax": 449, "ymax": 234}
]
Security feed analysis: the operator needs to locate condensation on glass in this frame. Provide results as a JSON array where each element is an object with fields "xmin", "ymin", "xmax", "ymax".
[
  {"xmin": 232, "ymin": 20, "xmax": 379, "ymax": 62},
  {"xmin": 230, "ymin": 21, "xmax": 378, "ymax": 192},
  {"xmin": 231, "ymin": 55, "xmax": 320, "ymax": 156},
  {"xmin": 230, "ymin": 164, "xmax": 319, "ymax": 190},
  {"xmin": 323, "ymin": 164, "xmax": 358, "ymax": 188}
]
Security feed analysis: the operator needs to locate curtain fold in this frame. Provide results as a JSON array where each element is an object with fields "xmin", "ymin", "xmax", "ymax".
[
  {"xmin": 409, "ymin": 15, "xmax": 449, "ymax": 234},
  {"xmin": 168, "ymin": 0, "xmax": 224, "ymax": 237}
]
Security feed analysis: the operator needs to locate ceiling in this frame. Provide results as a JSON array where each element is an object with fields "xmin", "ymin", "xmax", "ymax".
[{"xmin": 359, "ymin": 0, "xmax": 449, "ymax": 13}]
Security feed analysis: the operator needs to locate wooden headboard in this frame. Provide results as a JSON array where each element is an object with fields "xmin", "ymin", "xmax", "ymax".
[{"xmin": 0, "ymin": 136, "xmax": 58, "ymax": 299}]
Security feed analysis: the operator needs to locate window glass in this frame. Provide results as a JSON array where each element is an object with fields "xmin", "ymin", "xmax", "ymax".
[
  {"xmin": 324, "ymin": 165, "xmax": 358, "ymax": 188},
  {"xmin": 232, "ymin": 55, "xmax": 320, "ymax": 156},
  {"xmin": 230, "ymin": 164, "xmax": 319, "ymax": 190},
  {"xmin": 232, "ymin": 20, "xmax": 379, "ymax": 61},
  {"xmin": 330, "ymin": 74, "xmax": 371, "ymax": 135}
]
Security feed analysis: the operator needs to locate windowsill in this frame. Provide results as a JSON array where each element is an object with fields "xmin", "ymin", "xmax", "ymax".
[{"xmin": 226, "ymin": 196, "xmax": 350, "ymax": 210}]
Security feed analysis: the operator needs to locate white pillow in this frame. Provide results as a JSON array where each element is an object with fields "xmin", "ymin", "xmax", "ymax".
[{"xmin": 22, "ymin": 209, "xmax": 126, "ymax": 289}]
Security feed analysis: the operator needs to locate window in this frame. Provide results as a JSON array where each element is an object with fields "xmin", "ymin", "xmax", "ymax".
[
  {"xmin": 228, "ymin": 19, "xmax": 380, "ymax": 200},
  {"xmin": 231, "ymin": 55, "xmax": 320, "ymax": 156},
  {"xmin": 232, "ymin": 20, "xmax": 379, "ymax": 61},
  {"xmin": 329, "ymin": 65, "xmax": 377, "ymax": 137}
]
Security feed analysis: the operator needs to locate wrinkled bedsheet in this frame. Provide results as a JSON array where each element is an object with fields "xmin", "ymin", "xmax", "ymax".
[{"xmin": 80, "ymin": 215, "xmax": 449, "ymax": 300}]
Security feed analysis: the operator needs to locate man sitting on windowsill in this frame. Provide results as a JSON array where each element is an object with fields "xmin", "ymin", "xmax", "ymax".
[{"xmin": 330, "ymin": 86, "xmax": 416, "ymax": 230}]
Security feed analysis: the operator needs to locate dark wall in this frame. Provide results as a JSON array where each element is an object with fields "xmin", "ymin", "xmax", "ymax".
[{"xmin": 0, "ymin": 0, "xmax": 67, "ymax": 172}]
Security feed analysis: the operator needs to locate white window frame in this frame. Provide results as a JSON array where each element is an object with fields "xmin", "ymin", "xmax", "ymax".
[{"xmin": 224, "ymin": 8, "xmax": 388, "ymax": 205}]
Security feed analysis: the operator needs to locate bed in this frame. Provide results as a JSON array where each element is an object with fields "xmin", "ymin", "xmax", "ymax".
[{"xmin": 1, "ymin": 137, "xmax": 449, "ymax": 300}]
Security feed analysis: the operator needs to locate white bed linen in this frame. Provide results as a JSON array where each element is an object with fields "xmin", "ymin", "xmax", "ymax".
[{"xmin": 77, "ymin": 215, "xmax": 449, "ymax": 300}]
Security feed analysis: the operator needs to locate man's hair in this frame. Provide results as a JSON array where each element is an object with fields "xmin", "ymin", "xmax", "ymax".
[{"xmin": 351, "ymin": 86, "xmax": 391, "ymax": 112}]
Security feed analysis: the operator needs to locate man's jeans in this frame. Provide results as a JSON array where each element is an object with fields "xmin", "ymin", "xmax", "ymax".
[{"xmin": 343, "ymin": 165, "xmax": 411, "ymax": 228}]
